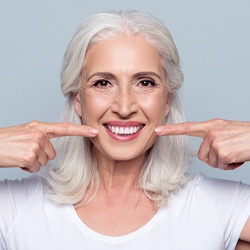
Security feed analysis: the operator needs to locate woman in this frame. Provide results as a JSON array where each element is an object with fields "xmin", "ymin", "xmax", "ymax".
[{"xmin": 0, "ymin": 10, "xmax": 250, "ymax": 249}]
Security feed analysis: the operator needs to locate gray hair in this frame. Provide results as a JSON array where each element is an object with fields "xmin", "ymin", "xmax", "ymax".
[{"xmin": 46, "ymin": 10, "xmax": 190, "ymax": 208}]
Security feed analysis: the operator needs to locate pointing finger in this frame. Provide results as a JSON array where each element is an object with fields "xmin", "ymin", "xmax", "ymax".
[
  {"xmin": 155, "ymin": 121, "xmax": 210, "ymax": 138},
  {"xmin": 28, "ymin": 122, "xmax": 98, "ymax": 139}
]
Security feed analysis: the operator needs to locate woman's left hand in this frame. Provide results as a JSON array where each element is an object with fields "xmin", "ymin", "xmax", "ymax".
[{"xmin": 155, "ymin": 119, "xmax": 250, "ymax": 170}]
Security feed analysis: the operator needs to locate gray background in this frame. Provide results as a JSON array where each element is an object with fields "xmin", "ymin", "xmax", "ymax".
[{"xmin": 0, "ymin": 0, "xmax": 249, "ymax": 183}]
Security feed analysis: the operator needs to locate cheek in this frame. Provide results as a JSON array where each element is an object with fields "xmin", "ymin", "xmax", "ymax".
[
  {"xmin": 81, "ymin": 92, "xmax": 111, "ymax": 124},
  {"xmin": 141, "ymin": 94, "xmax": 168, "ymax": 122}
]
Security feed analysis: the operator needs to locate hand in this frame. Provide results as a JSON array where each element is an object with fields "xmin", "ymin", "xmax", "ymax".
[
  {"xmin": 155, "ymin": 119, "xmax": 250, "ymax": 170},
  {"xmin": 0, "ymin": 121, "xmax": 98, "ymax": 172}
]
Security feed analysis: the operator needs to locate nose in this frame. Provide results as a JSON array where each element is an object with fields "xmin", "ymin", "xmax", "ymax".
[{"xmin": 111, "ymin": 86, "xmax": 138, "ymax": 118}]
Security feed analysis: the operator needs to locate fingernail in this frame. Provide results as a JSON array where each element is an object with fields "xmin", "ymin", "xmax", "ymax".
[
  {"xmin": 89, "ymin": 128, "xmax": 98, "ymax": 135},
  {"xmin": 155, "ymin": 127, "xmax": 164, "ymax": 134}
]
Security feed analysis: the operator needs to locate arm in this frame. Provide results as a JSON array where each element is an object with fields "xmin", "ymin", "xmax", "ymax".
[{"xmin": 0, "ymin": 121, "xmax": 98, "ymax": 172}]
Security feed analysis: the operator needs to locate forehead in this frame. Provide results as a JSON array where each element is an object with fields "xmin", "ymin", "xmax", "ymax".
[{"xmin": 82, "ymin": 36, "xmax": 164, "ymax": 75}]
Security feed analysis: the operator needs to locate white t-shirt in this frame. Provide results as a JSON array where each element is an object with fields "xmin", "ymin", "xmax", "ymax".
[{"xmin": 0, "ymin": 173, "xmax": 250, "ymax": 250}]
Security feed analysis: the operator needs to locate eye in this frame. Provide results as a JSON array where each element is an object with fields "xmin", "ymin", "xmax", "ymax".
[
  {"xmin": 138, "ymin": 79, "xmax": 157, "ymax": 87},
  {"xmin": 93, "ymin": 79, "xmax": 112, "ymax": 88}
]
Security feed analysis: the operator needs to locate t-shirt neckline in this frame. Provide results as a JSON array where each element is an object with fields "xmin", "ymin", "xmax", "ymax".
[{"xmin": 67, "ymin": 203, "xmax": 165, "ymax": 242}]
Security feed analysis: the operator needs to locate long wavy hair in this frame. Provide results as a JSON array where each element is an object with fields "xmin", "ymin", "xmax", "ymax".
[{"xmin": 45, "ymin": 10, "xmax": 190, "ymax": 208}]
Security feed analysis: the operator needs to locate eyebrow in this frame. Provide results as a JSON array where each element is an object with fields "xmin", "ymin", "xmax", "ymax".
[
  {"xmin": 86, "ymin": 71, "xmax": 162, "ymax": 82},
  {"xmin": 132, "ymin": 72, "xmax": 162, "ymax": 81},
  {"xmin": 86, "ymin": 72, "xmax": 117, "ymax": 82}
]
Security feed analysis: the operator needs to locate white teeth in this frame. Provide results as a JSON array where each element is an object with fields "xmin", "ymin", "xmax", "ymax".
[
  {"xmin": 107, "ymin": 125, "xmax": 142, "ymax": 135},
  {"xmin": 115, "ymin": 127, "xmax": 119, "ymax": 134},
  {"xmin": 125, "ymin": 128, "xmax": 130, "ymax": 134}
]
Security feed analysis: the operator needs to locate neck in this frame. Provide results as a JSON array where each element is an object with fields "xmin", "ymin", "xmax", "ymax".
[{"xmin": 93, "ymin": 149, "xmax": 147, "ymax": 192}]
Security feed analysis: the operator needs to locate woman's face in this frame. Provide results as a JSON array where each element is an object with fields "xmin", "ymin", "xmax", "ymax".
[{"xmin": 74, "ymin": 35, "xmax": 171, "ymax": 162}]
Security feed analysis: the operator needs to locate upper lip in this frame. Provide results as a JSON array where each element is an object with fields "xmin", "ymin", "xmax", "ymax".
[{"xmin": 104, "ymin": 121, "xmax": 145, "ymax": 127}]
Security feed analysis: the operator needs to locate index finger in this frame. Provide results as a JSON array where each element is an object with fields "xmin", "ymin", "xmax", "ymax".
[
  {"xmin": 41, "ymin": 122, "xmax": 98, "ymax": 139},
  {"xmin": 155, "ymin": 121, "xmax": 210, "ymax": 138}
]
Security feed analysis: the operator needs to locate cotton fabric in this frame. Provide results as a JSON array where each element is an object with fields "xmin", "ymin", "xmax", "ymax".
[{"xmin": 1, "ymin": 173, "xmax": 250, "ymax": 250}]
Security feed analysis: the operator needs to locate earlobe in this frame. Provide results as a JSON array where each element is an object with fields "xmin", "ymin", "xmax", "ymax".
[
  {"xmin": 165, "ymin": 95, "xmax": 172, "ymax": 116},
  {"xmin": 73, "ymin": 92, "xmax": 82, "ymax": 117}
]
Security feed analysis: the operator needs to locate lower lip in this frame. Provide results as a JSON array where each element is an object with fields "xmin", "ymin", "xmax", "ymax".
[{"xmin": 104, "ymin": 126, "xmax": 143, "ymax": 142}]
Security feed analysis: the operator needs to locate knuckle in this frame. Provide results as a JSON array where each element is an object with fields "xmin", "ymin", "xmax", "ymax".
[
  {"xmin": 23, "ymin": 151, "xmax": 37, "ymax": 166},
  {"xmin": 26, "ymin": 120, "xmax": 40, "ymax": 128},
  {"xmin": 25, "ymin": 121, "xmax": 46, "ymax": 140},
  {"xmin": 211, "ymin": 118, "xmax": 226, "ymax": 125},
  {"xmin": 217, "ymin": 149, "xmax": 227, "ymax": 159},
  {"xmin": 61, "ymin": 122, "xmax": 70, "ymax": 134},
  {"xmin": 32, "ymin": 161, "xmax": 42, "ymax": 172},
  {"xmin": 214, "ymin": 146, "xmax": 234, "ymax": 165},
  {"xmin": 206, "ymin": 129, "xmax": 221, "ymax": 143},
  {"xmin": 49, "ymin": 150, "xmax": 56, "ymax": 160},
  {"xmin": 182, "ymin": 123, "xmax": 192, "ymax": 134},
  {"xmin": 220, "ymin": 152, "xmax": 232, "ymax": 164},
  {"xmin": 210, "ymin": 138, "xmax": 221, "ymax": 150},
  {"xmin": 197, "ymin": 149, "xmax": 207, "ymax": 163},
  {"xmin": 211, "ymin": 118, "xmax": 222, "ymax": 123},
  {"xmin": 40, "ymin": 159, "xmax": 48, "ymax": 166},
  {"xmin": 207, "ymin": 158, "xmax": 217, "ymax": 168},
  {"xmin": 210, "ymin": 119, "xmax": 229, "ymax": 131},
  {"xmin": 207, "ymin": 119, "xmax": 229, "ymax": 136},
  {"xmin": 30, "ymin": 141, "xmax": 40, "ymax": 152},
  {"xmin": 29, "ymin": 165, "xmax": 40, "ymax": 173},
  {"xmin": 24, "ymin": 122, "xmax": 46, "ymax": 142},
  {"xmin": 197, "ymin": 152, "xmax": 203, "ymax": 161},
  {"xmin": 32, "ymin": 131, "xmax": 45, "ymax": 142}
]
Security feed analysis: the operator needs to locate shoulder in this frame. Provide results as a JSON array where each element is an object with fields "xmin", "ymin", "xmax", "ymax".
[
  {"xmin": 167, "ymin": 173, "xmax": 250, "ymax": 247},
  {"xmin": 0, "ymin": 174, "xmax": 44, "ymax": 199},
  {"xmin": 0, "ymin": 175, "xmax": 45, "ymax": 216},
  {"xmin": 186, "ymin": 173, "xmax": 250, "ymax": 231},
  {"xmin": 183, "ymin": 173, "xmax": 250, "ymax": 204},
  {"xmin": 0, "ymin": 174, "xmax": 44, "ymax": 188},
  {"xmin": 175, "ymin": 173, "xmax": 250, "ymax": 219},
  {"xmin": 0, "ymin": 175, "xmax": 46, "ymax": 239},
  {"xmin": 188, "ymin": 172, "xmax": 250, "ymax": 195}
]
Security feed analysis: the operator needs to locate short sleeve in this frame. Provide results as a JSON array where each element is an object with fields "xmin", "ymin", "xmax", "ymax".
[{"xmin": 198, "ymin": 174, "xmax": 250, "ymax": 248}]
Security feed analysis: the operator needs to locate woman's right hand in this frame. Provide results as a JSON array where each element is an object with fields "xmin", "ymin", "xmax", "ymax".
[{"xmin": 0, "ymin": 121, "xmax": 98, "ymax": 172}]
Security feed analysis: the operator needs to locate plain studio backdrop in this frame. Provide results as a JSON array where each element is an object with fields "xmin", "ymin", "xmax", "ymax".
[{"xmin": 0, "ymin": 1, "xmax": 249, "ymax": 183}]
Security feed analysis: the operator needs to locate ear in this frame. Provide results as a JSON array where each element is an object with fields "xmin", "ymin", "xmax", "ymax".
[
  {"xmin": 72, "ymin": 92, "xmax": 82, "ymax": 117},
  {"xmin": 165, "ymin": 94, "xmax": 172, "ymax": 116}
]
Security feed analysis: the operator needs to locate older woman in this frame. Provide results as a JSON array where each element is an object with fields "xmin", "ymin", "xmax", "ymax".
[{"xmin": 0, "ymin": 10, "xmax": 250, "ymax": 249}]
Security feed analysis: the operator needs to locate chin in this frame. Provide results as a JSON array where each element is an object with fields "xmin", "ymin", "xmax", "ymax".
[{"xmin": 103, "ymin": 147, "xmax": 149, "ymax": 163}]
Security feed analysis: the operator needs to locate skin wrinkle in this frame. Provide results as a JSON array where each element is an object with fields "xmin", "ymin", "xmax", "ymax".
[
  {"xmin": 74, "ymin": 36, "xmax": 170, "ymax": 169},
  {"xmin": 72, "ymin": 36, "xmax": 171, "ymax": 229}
]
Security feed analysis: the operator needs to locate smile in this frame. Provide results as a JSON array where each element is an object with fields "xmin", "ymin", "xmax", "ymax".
[{"xmin": 106, "ymin": 125, "xmax": 144, "ymax": 135}]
